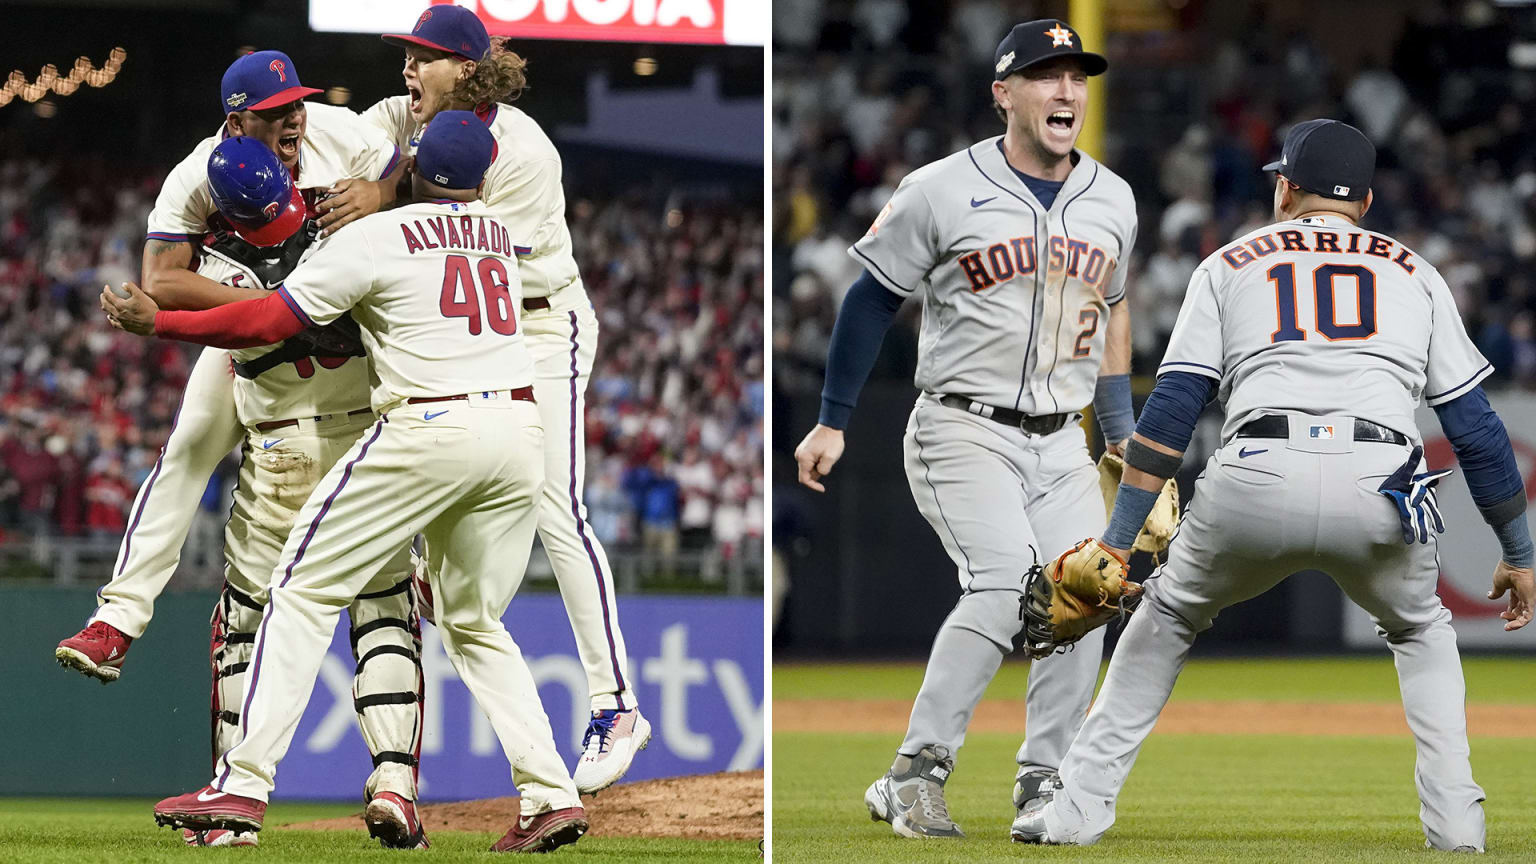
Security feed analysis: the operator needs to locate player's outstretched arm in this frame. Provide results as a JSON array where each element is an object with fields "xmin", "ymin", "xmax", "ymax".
[
  {"xmin": 1433, "ymin": 385, "xmax": 1535, "ymax": 631},
  {"xmin": 795, "ymin": 269, "xmax": 906, "ymax": 493},
  {"xmin": 140, "ymin": 239, "xmax": 266, "ymax": 310},
  {"xmin": 104, "ymin": 281, "xmax": 306, "ymax": 349}
]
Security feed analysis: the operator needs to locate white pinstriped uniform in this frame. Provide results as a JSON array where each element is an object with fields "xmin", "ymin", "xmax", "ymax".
[{"xmin": 360, "ymin": 96, "xmax": 635, "ymax": 712}]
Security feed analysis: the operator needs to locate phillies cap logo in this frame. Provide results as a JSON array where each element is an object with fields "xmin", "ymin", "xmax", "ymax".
[
  {"xmin": 269, "ymin": 59, "xmax": 287, "ymax": 82},
  {"xmin": 262, "ymin": 200, "xmax": 280, "ymax": 221},
  {"xmin": 415, "ymin": 8, "xmax": 432, "ymax": 31}
]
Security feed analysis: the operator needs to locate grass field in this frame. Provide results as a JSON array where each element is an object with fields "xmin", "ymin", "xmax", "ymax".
[
  {"xmin": 772, "ymin": 657, "xmax": 1536, "ymax": 863},
  {"xmin": 0, "ymin": 798, "xmax": 755, "ymax": 863}
]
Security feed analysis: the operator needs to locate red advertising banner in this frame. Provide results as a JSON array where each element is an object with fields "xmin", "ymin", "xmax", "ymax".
[{"xmin": 310, "ymin": 0, "xmax": 765, "ymax": 46}]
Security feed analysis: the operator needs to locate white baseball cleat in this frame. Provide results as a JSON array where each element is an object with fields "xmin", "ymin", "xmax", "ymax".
[
  {"xmin": 1010, "ymin": 802, "xmax": 1066, "ymax": 845},
  {"xmin": 573, "ymin": 708, "xmax": 651, "ymax": 794}
]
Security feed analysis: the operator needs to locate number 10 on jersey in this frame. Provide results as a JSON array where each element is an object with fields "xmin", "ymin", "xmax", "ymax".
[
  {"xmin": 440, "ymin": 254, "xmax": 518, "ymax": 335},
  {"xmin": 1269, "ymin": 262, "xmax": 1377, "ymax": 343}
]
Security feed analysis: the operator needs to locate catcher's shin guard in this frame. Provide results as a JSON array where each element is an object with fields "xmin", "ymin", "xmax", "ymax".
[
  {"xmin": 209, "ymin": 583, "xmax": 265, "ymax": 770},
  {"xmin": 349, "ymin": 577, "xmax": 424, "ymax": 800}
]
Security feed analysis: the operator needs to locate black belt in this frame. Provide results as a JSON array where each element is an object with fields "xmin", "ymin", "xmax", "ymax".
[
  {"xmin": 523, "ymin": 296, "xmax": 550, "ymax": 311},
  {"xmin": 1235, "ymin": 415, "xmax": 1408, "ymax": 445},
  {"xmin": 938, "ymin": 395, "xmax": 1071, "ymax": 436}
]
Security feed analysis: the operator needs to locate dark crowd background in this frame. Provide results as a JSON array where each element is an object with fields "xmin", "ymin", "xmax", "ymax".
[
  {"xmin": 0, "ymin": 0, "xmax": 764, "ymax": 590},
  {"xmin": 772, "ymin": 0, "xmax": 1536, "ymax": 651}
]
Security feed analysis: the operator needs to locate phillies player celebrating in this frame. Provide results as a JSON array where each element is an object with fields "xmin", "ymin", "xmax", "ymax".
[
  {"xmin": 321, "ymin": 5, "xmax": 648, "ymax": 793},
  {"xmin": 1013, "ymin": 120, "xmax": 1534, "ymax": 851},
  {"xmin": 114, "ymin": 114, "xmax": 587, "ymax": 854},
  {"xmin": 794, "ymin": 20, "xmax": 1137, "ymax": 838},
  {"xmin": 54, "ymin": 51, "xmax": 418, "ymax": 848}
]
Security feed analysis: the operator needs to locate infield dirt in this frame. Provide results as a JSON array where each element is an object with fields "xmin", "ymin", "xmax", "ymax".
[
  {"xmin": 775, "ymin": 699, "xmax": 1536, "ymax": 737},
  {"xmin": 282, "ymin": 770, "xmax": 763, "ymax": 840}
]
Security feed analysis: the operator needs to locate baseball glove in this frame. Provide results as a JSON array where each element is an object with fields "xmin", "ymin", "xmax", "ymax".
[
  {"xmin": 1097, "ymin": 452, "xmax": 1180, "ymax": 558},
  {"xmin": 1020, "ymin": 539, "xmax": 1142, "ymax": 660}
]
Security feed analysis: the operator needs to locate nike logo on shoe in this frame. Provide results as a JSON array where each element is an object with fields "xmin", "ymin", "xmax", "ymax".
[
  {"xmin": 196, "ymin": 789, "xmax": 227, "ymax": 802},
  {"xmin": 518, "ymin": 816, "xmax": 535, "ymax": 830},
  {"xmin": 1238, "ymin": 447, "xmax": 1268, "ymax": 458},
  {"xmin": 424, "ymin": 410, "xmax": 449, "ymax": 421},
  {"xmin": 970, "ymin": 196, "xmax": 996, "ymax": 208},
  {"xmin": 261, "ymin": 439, "xmax": 283, "ymax": 450}
]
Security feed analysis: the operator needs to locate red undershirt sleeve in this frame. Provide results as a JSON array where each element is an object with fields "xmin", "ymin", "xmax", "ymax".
[{"xmin": 153, "ymin": 292, "xmax": 307, "ymax": 348}]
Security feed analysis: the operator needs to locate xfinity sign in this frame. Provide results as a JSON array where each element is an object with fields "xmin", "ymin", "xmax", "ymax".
[{"xmin": 310, "ymin": 0, "xmax": 767, "ymax": 46}]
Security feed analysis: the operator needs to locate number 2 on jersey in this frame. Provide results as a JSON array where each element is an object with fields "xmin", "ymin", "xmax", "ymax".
[
  {"xmin": 439, "ymin": 254, "xmax": 518, "ymax": 336},
  {"xmin": 1268, "ymin": 262, "xmax": 1376, "ymax": 343}
]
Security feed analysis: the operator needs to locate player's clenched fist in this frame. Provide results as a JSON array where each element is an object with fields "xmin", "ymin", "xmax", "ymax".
[
  {"xmin": 795, "ymin": 424, "xmax": 845, "ymax": 493},
  {"xmin": 100, "ymin": 281, "xmax": 159, "ymax": 336},
  {"xmin": 1488, "ymin": 560, "xmax": 1534, "ymax": 632}
]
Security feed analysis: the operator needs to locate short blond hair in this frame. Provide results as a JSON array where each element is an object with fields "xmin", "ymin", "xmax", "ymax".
[{"xmin": 451, "ymin": 38, "xmax": 527, "ymax": 107}]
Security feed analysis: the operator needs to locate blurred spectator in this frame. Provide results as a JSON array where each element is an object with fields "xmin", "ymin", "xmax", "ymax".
[{"xmin": 1, "ymin": 156, "xmax": 763, "ymax": 569}]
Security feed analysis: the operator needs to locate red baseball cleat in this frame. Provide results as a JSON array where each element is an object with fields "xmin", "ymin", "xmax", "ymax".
[
  {"xmin": 365, "ymin": 791, "xmax": 430, "ymax": 850},
  {"xmin": 490, "ymin": 807, "xmax": 588, "ymax": 853},
  {"xmin": 55, "ymin": 620, "xmax": 132, "ymax": 683},
  {"xmin": 153, "ymin": 786, "xmax": 266, "ymax": 834}
]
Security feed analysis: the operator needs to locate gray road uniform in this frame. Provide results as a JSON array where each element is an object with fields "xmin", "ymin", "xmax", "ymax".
[
  {"xmin": 1041, "ymin": 214, "xmax": 1490, "ymax": 850},
  {"xmin": 852, "ymin": 138, "xmax": 1137, "ymax": 771}
]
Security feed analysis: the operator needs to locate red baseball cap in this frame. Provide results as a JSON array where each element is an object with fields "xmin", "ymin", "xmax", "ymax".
[
  {"xmin": 383, "ymin": 5, "xmax": 491, "ymax": 62},
  {"xmin": 221, "ymin": 50, "xmax": 323, "ymax": 114}
]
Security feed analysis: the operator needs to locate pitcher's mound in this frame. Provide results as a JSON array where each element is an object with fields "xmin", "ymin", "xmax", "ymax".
[{"xmin": 283, "ymin": 770, "xmax": 763, "ymax": 841}]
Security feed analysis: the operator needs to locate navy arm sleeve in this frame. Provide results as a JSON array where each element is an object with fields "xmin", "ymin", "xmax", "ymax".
[
  {"xmin": 1433, "ymin": 385, "xmax": 1526, "ymax": 524},
  {"xmin": 817, "ymin": 269, "xmax": 906, "ymax": 429},
  {"xmin": 1135, "ymin": 371, "xmax": 1217, "ymax": 452}
]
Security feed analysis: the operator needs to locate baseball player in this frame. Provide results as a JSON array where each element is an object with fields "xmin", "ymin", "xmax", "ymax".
[
  {"xmin": 793, "ymin": 20, "xmax": 1138, "ymax": 837},
  {"xmin": 114, "ymin": 113, "xmax": 588, "ymax": 854},
  {"xmin": 319, "ymin": 5, "xmax": 648, "ymax": 792},
  {"xmin": 1012, "ymin": 119, "xmax": 1536, "ymax": 852},
  {"xmin": 54, "ymin": 52, "xmax": 423, "ymax": 849}
]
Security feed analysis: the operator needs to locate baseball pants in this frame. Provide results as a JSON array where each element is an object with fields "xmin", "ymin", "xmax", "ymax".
[
  {"xmin": 213, "ymin": 411, "xmax": 421, "ymax": 801},
  {"xmin": 1044, "ymin": 419, "xmax": 1485, "ymax": 850},
  {"xmin": 898, "ymin": 394, "xmax": 1107, "ymax": 767},
  {"xmin": 93, "ymin": 346, "xmax": 241, "ymax": 637},
  {"xmin": 215, "ymin": 398, "xmax": 579, "ymax": 814},
  {"xmin": 523, "ymin": 296, "xmax": 635, "ymax": 712}
]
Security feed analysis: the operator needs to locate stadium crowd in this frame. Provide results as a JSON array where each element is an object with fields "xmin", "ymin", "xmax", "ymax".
[
  {"xmin": 773, "ymin": 0, "xmax": 1536, "ymax": 396},
  {"xmin": 0, "ymin": 155, "xmax": 764, "ymax": 570}
]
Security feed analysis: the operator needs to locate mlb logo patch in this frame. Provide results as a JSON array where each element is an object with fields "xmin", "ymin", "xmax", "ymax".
[
  {"xmin": 1334, "ymin": 185, "xmax": 1350, "ymax": 196},
  {"xmin": 1310, "ymin": 425, "xmax": 1335, "ymax": 439}
]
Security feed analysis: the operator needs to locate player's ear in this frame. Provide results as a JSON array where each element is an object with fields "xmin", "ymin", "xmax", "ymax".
[
  {"xmin": 1360, "ymin": 189, "xmax": 1373, "ymax": 218},
  {"xmin": 991, "ymin": 80, "xmax": 1010, "ymax": 114},
  {"xmin": 459, "ymin": 60, "xmax": 477, "ymax": 82},
  {"xmin": 226, "ymin": 112, "xmax": 244, "ymax": 135}
]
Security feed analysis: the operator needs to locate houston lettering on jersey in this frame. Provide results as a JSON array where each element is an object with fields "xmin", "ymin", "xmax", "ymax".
[
  {"xmin": 1219, "ymin": 228, "xmax": 1416, "ymax": 274},
  {"xmin": 401, "ymin": 214, "xmax": 528, "ymax": 257},
  {"xmin": 958, "ymin": 235, "xmax": 1113, "ymax": 293}
]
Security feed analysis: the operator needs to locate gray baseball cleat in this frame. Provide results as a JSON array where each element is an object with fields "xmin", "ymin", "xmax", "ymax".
[
  {"xmin": 863, "ymin": 746, "xmax": 963, "ymax": 838},
  {"xmin": 1011, "ymin": 764, "xmax": 1059, "ymax": 814}
]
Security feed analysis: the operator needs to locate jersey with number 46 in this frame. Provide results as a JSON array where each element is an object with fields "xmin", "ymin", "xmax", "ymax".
[
  {"xmin": 849, "ymin": 138, "xmax": 1137, "ymax": 415},
  {"xmin": 276, "ymin": 199, "xmax": 534, "ymax": 407},
  {"xmin": 1160, "ymin": 214, "xmax": 1491, "ymax": 441}
]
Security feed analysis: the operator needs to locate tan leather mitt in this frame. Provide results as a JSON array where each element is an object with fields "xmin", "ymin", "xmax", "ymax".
[
  {"xmin": 1097, "ymin": 451, "xmax": 1180, "ymax": 558},
  {"xmin": 1019, "ymin": 539, "xmax": 1143, "ymax": 660}
]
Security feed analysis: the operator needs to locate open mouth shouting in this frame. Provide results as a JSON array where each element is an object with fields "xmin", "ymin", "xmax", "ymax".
[
  {"xmin": 277, "ymin": 132, "xmax": 300, "ymax": 162},
  {"xmin": 407, "ymin": 82, "xmax": 424, "ymax": 118},
  {"xmin": 1045, "ymin": 109, "xmax": 1077, "ymax": 142}
]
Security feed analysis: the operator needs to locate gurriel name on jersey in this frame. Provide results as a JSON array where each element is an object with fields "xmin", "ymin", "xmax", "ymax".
[{"xmin": 1220, "ymin": 227, "xmax": 1417, "ymax": 274}]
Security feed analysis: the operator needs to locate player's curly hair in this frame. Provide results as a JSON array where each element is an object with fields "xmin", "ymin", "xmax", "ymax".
[{"xmin": 451, "ymin": 38, "xmax": 527, "ymax": 107}]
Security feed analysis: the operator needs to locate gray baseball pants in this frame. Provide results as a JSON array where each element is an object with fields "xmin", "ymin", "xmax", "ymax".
[
  {"xmin": 1043, "ymin": 417, "xmax": 1486, "ymax": 850},
  {"xmin": 897, "ymin": 393, "xmax": 1107, "ymax": 770}
]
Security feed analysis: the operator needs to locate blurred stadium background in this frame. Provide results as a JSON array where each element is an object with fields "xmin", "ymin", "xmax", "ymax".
[
  {"xmin": 771, "ymin": 1, "xmax": 1536, "ymax": 859},
  {"xmin": 0, "ymin": 0, "xmax": 764, "ymax": 813}
]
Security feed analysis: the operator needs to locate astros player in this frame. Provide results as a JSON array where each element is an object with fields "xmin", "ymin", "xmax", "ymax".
[
  {"xmin": 793, "ymin": 20, "xmax": 1138, "ymax": 837},
  {"xmin": 1012, "ymin": 120, "xmax": 1536, "ymax": 852},
  {"xmin": 320, "ymin": 5, "xmax": 648, "ymax": 791},
  {"xmin": 113, "ymin": 113, "xmax": 588, "ymax": 854},
  {"xmin": 54, "ymin": 51, "xmax": 420, "ymax": 848}
]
